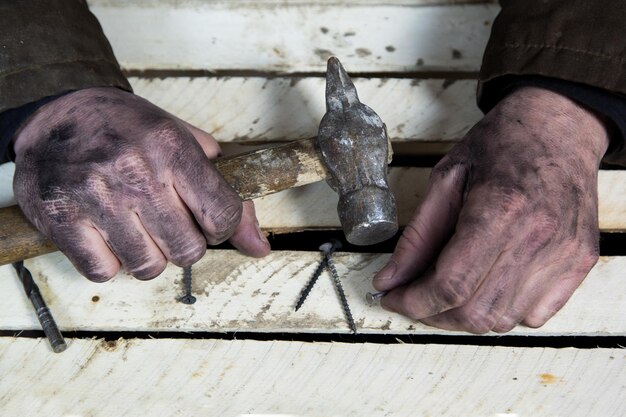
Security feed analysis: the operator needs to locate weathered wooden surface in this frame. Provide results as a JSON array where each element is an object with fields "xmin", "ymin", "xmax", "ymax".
[
  {"xmin": 90, "ymin": 2, "xmax": 498, "ymax": 72},
  {"xmin": 0, "ymin": 337, "xmax": 624, "ymax": 416},
  {"xmin": 130, "ymin": 77, "xmax": 482, "ymax": 143},
  {"xmin": 2, "ymin": 168, "xmax": 625, "ymax": 230},
  {"xmin": 1, "ymin": 251, "xmax": 624, "ymax": 336},
  {"xmin": 254, "ymin": 168, "xmax": 626, "ymax": 232},
  {"xmin": 0, "ymin": 205, "xmax": 57, "ymax": 265}
]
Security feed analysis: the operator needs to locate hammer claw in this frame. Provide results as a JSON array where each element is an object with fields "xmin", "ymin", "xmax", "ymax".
[
  {"xmin": 325, "ymin": 57, "xmax": 360, "ymax": 111},
  {"xmin": 318, "ymin": 57, "xmax": 398, "ymax": 246}
]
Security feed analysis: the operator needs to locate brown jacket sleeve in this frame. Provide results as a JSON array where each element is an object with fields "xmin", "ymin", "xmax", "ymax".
[
  {"xmin": 478, "ymin": 0, "xmax": 626, "ymax": 165},
  {"xmin": 0, "ymin": 0, "xmax": 131, "ymax": 114}
]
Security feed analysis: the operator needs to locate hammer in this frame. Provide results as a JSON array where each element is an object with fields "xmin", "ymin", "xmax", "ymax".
[{"xmin": 0, "ymin": 57, "xmax": 397, "ymax": 265}]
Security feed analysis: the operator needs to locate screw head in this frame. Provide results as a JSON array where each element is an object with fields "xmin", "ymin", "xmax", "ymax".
[
  {"xmin": 319, "ymin": 239, "xmax": 342, "ymax": 253},
  {"xmin": 179, "ymin": 295, "xmax": 197, "ymax": 305}
]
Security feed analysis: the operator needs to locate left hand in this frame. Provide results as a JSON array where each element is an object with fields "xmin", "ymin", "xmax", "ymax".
[{"xmin": 373, "ymin": 86, "xmax": 610, "ymax": 333}]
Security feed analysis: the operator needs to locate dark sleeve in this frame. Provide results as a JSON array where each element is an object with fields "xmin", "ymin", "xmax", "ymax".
[
  {"xmin": 478, "ymin": 0, "xmax": 626, "ymax": 166},
  {"xmin": 0, "ymin": 0, "xmax": 132, "ymax": 163}
]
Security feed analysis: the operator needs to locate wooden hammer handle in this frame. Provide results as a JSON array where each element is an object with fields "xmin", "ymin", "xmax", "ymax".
[{"xmin": 0, "ymin": 138, "xmax": 329, "ymax": 265}]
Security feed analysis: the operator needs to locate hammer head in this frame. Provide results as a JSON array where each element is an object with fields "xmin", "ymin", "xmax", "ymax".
[{"xmin": 317, "ymin": 57, "xmax": 398, "ymax": 246}]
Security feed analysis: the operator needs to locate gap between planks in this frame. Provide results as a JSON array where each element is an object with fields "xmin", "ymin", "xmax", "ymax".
[
  {"xmin": 0, "ymin": 251, "xmax": 624, "ymax": 336},
  {"xmin": 0, "ymin": 337, "xmax": 623, "ymax": 417}
]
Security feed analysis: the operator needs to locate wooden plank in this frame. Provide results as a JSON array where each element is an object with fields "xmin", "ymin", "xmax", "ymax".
[
  {"xmin": 254, "ymin": 168, "xmax": 626, "ymax": 232},
  {"xmin": 129, "ymin": 76, "xmax": 482, "ymax": 143},
  {"xmin": 92, "ymin": 0, "xmax": 497, "ymax": 6},
  {"xmin": 0, "ymin": 338, "xmax": 624, "ymax": 416},
  {"xmin": 1, "ymin": 251, "xmax": 624, "ymax": 335},
  {"xmin": 2, "ymin": 168, "xmax": 625, "ymax": 231},
  {"xmin": 90, "ymin": 2, "xmax": 498, "ymax": 72},
  {"xmin": 0, "ymin": 162, "xmax": 15, "ymax": 208}
]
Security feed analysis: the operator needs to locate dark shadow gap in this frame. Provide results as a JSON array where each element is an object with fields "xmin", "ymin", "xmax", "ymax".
[
  {"xmin": 1, "ymin": 330, "xmax": 624, "ymax": 349},
  {"xmin": 214, "ymin": 231, "xmax": 626, "ymax": 256}
]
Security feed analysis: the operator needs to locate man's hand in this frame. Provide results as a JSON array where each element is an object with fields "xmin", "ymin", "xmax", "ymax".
[
  {"xmin": 373, "ymin": 86, "xmax": 610, "ymax": 333},
  {"xmin": 12, "ymin": 87, "xmax": 270, "ymax": 282}
]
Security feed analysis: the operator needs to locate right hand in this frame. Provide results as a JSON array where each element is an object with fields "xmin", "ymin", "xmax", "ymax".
[{"xmin": 12, "ymin": 87, "xmax": 270, "ymax": 282}]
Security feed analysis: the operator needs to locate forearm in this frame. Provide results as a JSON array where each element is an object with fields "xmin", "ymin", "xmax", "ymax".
[
  {"xmin": 0, "ymin": 0, "xmax": 131, "ymax": 163},
  {"xmin": 478, "ymin": 0, "xmax": 626, "ymax": 166}
]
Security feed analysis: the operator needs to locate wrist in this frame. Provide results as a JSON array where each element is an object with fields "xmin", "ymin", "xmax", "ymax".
[{"xmin": 501, "ymin": 86, "xmax": 611, "ymax": 162}]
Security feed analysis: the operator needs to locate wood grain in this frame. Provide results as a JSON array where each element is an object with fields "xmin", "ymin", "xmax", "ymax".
[
  {"xmin": 2, "ymin": 168, "xmax": 624, "ymax": 265},
  {"xmin": 129, "ymin": 76, "xmax": 482, "ymax": 143},
  {"xmin": 0, "ymin": 337, "xmax": 623, "ymax": 416},
  {"xmin": 90, "ymin": 2, "xmax": 498, "ymax": 72},
  {"xmin": 1, "ymin": 251, "xmax": 624, "ymax": 336}
]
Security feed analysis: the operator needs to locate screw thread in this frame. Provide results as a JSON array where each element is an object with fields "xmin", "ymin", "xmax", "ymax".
[{"xmin": 326, "ymin": 256, "xmax": 357, "ymax": 335}]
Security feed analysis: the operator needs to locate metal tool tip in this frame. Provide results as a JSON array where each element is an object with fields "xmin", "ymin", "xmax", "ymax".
[
  {"xmin": 52, "ymin": 341, "xmax": 68, "ymax": 354},
  {"xmin": 325, "ymin": 57, "xmax": 359, "ymax": 109}
]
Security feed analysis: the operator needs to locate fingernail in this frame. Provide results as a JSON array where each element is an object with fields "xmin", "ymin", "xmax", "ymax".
[{"xmin": 374, "ymin": 259, "xmax": 397, "ymax": 282}]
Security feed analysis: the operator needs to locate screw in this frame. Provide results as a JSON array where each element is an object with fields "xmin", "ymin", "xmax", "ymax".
[
  {"xmin": 321, "ymin": 242, "xmax": 357, "ymax": 335},
  {"xmin": 179, "ymin": 265, "xmax": 196, "ymax": 304},
  {"xmin": 295, "ymin": 240, "xmax": 342, "ymax": 311},
  {"xmin": 365, "ymin": 290, "xmax": 388, "ymax": 305},
  {"xmin": 295, "ymin": 257, "xmax": 326, "ymax": 311},
  {"xmin": 12, "ymin": 261, "xmax": 67, "ymax": 353}
]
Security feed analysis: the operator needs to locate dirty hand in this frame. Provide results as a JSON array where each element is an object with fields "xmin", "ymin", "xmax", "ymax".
[
  {"xmin": 373, "ymin": 86, "xmax": 610, "ymax": 333},
  {"xmin": 13, "ymin": 87, "xmax": 270, "ymax": 282}
]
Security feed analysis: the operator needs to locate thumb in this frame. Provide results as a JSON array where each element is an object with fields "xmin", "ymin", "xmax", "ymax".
[
  {"xmin": 181, "ymin": 121, "xmax": 222, "ymax": 158},
  {"xmin": 184, "ymin": 121, "xmax": 270, "ymax": 258},
  {"xmin": 374, "ymin": 160, "xmax": 467, "ymax": 291}
]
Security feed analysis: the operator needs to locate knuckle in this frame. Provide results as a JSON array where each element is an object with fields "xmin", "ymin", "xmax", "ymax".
[
  {"xmin": 493, "ymin": 187, "xmax": 529, "ymax": 215},
  {"xmin": 205, "ymin": 198, "xmax": 243, "ymax": 243},
  {"xmin": 523, "ymin": 312, "xmax": 550, "ymax": 329},
  {"xmin": 460, "ymin": 307, "xmax": 497, "ymax": 334},
  {"xmin": 577, "ymin": 248, "xmax": 599, "ymax": 273},
  {"xmin": 433, "ymin": 273, "xmax": 474, "ymax": 309},
  {"xmin": 399, "ymin": 291, "xmax": 424, "ymax": 320},
  {"xmin": 170, "ymin": 239, "xmax": 207, "ymax": 267},
  {"xmin": 492, "ymin": 319, "xmax": 519, "ymax": 333},
  {"xmin": 525, "ymin": 301, "xmax": 564, "ymax": 328},
  {"xmin": 114, "ymin": 153, "xmax": 155, "ymax": 192}
]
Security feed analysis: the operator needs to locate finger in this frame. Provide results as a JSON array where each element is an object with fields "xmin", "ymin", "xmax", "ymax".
[
  {"xmin": 51, "ymin": 223, "xmax": 121, "ymax": 282},
  {"xmin": 380, "ymin": 186, "xmax": 509, "ymax": 319},
  {"xmin": 419, "ymin": 250, "xmax": 526, "ymax": 334},
  {"xmin": 228, "ymin": 200, "xmax": 271, "ymax": 257},
  {"xmin": 171, "ymin": 136, "xmax": 242, "ymax": 245},
  {"xmin": 182, "ymin": 124, "xmax": 270, "ymax": 257},
  {"xmin": 522, "ymin": 252, "xmax": 597, "ymax": 328},
  {"xmin": 373, "ymin": 160, "xmax": 467, "ymax": 291},
  {"xmin": 136, "ymin": 186, "xmax": 208, "ymax": 267},
  {"xmin": 181, "ymin": 121, "xmax": 222, "ymax": 158},
  {"xmin": 93, "ymin": 213, "xmax": 167, "ymax": 280}
]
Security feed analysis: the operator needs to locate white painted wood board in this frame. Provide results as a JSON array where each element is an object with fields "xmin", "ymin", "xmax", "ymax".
[
  {"xmin": 91, "ymin": 0, "xmax": 497, "ymax": 6},
  {"xmin": 90, "ymin": 2, "xmax": 498, "ymax": 72},
  {"xmin": 1, "ymin": 251, "xmax": 624, "ymax": 336},
  {"xmin": 129, "ymin": 76, "xmax": 482, "ymax": 142},
  {"xmin": 2, "ymin": 168, "xmax": 625, "ymax": 230},
  {"xmin": 0, "ymin": 337, "xmax": 624, "ymax": 416},
  {"xmin": 254, "ymin": 169, "xmax": 626, "ymax": 232}
]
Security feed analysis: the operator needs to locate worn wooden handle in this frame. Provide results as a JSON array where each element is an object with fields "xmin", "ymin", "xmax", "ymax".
[{"xmin": 0, "ymin": 138, "xmax": 329, "ymax": 265}]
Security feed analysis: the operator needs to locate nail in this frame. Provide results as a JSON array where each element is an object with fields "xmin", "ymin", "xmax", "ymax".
[{"xmin": 365, "ymin": 291, "xmax": 388, "ymax": 306}]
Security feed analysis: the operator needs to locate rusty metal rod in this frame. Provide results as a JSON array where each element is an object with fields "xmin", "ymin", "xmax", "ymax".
[{"xmin": 12, "ymin": 261, "xmax": 67, "ymax": 353}]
